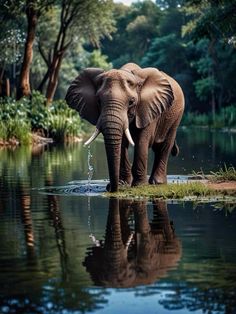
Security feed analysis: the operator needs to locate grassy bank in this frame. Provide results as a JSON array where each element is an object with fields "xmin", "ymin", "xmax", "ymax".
[
  {"xmin": 182, "ymin": 105, "xmax": 236, "ymax": 129},
  {"xmin": 0, "ymin": 91, "xmax": 83, "ymax": 145}
]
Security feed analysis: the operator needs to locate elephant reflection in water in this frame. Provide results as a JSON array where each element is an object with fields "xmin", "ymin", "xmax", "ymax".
[{"xmin": 83, "ymin": 199, "xmax": 181, "ymax": 287}]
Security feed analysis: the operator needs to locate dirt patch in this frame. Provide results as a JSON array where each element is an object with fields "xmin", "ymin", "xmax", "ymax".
[{"xmin": 206, "ymin": 181, "xmax": 236, "ymax": 191}]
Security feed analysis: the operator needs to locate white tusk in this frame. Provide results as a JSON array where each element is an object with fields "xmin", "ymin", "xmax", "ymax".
[
  {"xmin": 84, "ymin": 128, "xmax": 100, "ymax": 147},
  {"xmin": 125, "ymin": 128, "xmax": 135, "ymax": 146}
]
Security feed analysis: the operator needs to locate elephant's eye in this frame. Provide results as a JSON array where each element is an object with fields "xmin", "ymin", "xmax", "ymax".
[
  {"xmin": 96, "ymin": 79, "xmax": 103, "ymax": 87},
  {"xmin": 127, "ymin": 80, "xmax": 135, "ymax": 88}
]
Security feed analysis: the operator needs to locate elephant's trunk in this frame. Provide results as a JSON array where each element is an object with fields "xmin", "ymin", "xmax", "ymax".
[
  {"xmin": 103, "ymin": 126, "xmax": 122, "ymax": 192},
  {"xmin": 105, "ymin": 141, "xmax": 121, "ymax": 192},
  {"xmin": 100, "ymin": 104, "xmax": 125, "ymax": 192}
]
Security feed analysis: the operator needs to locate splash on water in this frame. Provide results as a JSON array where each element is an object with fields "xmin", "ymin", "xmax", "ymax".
[
  {"xmin": 37, "ymin": 181, "xmax": 107, "ymax": 196},
  {"xmin": 87, "ymin": 145, "xmax": 94, "ymax": 193}
]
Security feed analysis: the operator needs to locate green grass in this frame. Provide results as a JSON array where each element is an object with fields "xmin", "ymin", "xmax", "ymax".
[
  {"xmin": 192, "ymin": 165, "xmax": 236, "ymax": 182},
  {"xmin": 107, "ymin": 166, "xmax": 236, "ymax": 200},
  {"xmin": 106, "ymin": 182, "xmax": 236, "ymax": 200},
  {"xmin": 210, "ymin": 164, "xmax": 236, "ymax": 182},
  {"xmin": 0, "ymin": 119, "xmax": 31, "ymax": 145}
]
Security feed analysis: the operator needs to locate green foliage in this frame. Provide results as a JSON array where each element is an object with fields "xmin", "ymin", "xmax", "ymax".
[
  {"xmin": 181, "ymin": 112, "xmax": 209, "ymax": 126},
  {"xmin": 101, "ymin": 0, "xmax": 161, "ymax": 67},
  {"xmin": 0, "ymin": 29, "xmax": 25, "ymax": 65},
  {"xmin": 28, "ymin": 91, "xmax": 50, "ymax": 130},
  {"xmin": 194, "ymin": 77, "xmax": 217, "ymax": 101},
  {"xmin": 182, "ymin": 0, "xmax": 236, "ymax": 45},
  {"xmin": 0, "ymin": 91, "xmax": 83, "ymax": 144},
  {"xmin": 182, "ymin": 105, "xmax": 236, "ymax": 128},
  {"xmin": 141, "ymin": 34, "xmax": 187, "ymax": 74},
  {"xmin": 86, "ymin": 50, "xmax": 112, "ymax": 70},
  {"xmin": 0, "ymin": 119, "xmax": 31, "ymax": 144},
  {"xmin": 47, "ymin": 100, "xmax": 83, "ymax": 142}
]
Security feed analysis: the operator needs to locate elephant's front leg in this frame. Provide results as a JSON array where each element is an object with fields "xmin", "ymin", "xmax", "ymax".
[
  {"xmin": 119, "ymin": 136, "xmax": 132, "ymax": 185},
  {"xmin": 132, "ymin": 139, "xmax": 149, "ymax": 186}
]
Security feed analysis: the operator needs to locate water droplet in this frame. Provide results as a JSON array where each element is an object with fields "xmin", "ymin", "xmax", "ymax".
[{"xmin": 87, "ymin": 145, "xmax": 94, "ymax": 193}]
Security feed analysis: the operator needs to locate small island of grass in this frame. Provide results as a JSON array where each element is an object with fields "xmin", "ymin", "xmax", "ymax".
[{"xmin": 106, "ymin": 166, "xmax": 236, "ymax": 200}]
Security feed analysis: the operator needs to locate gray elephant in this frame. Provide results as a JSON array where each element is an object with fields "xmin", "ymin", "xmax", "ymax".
[
  {"xmin": 83, "ymin": 199, "xmax": 182, "ymax": 288},
  {"xmin": 65, "ymin": 63, "xmax": 184, "ymax": 192}
]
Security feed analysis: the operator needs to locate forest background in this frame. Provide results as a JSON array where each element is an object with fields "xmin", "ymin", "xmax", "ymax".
[{"xmin": 0, "ymin": 0, "xmax": 236, "ymax": 143}]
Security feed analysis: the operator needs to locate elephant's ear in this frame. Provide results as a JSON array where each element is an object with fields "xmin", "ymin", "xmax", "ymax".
[
  {"xmin": 132, "ymin": 67, "xmax": 174, "ymax": 129},
  {"xmin": 65, "ymin": 68, "xmax": 104, "ymax": 125}
]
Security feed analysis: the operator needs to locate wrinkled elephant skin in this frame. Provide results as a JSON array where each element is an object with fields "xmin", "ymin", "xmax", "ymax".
[{"xmin": 65, "ymin": 63, "xmax": 184, "ymax": 192}]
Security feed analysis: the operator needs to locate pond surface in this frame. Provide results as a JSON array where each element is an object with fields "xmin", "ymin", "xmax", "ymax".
[{"xmin": 0, "ymin": 128, "xmax": 236, "ymax": 314}]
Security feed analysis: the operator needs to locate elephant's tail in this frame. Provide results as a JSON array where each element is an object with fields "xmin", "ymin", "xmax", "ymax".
[{"xmin": 171, "ymin": 140, "xmax": 179, "ymax": 156}]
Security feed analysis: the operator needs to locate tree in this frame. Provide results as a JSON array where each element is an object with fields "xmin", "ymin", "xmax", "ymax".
[
  {"xmin": 0, "ymin": 29, "xmax": 25, "ymax": 97},
  {"xmin": 0, "ymin": 0, "xmax": 55, "ymax": 98},
  {"xmin": 37, "ymin": 0, "xmax": 115, "ymax": 103},
  {"xmin": 156, "ymin": 0, "xmax": 183, "ymax": 9},
  {"xmin": 182, "ymin": 0, "xmax": 236, "ymax": 118},
  {"xmin": 182, "ymin": 0, "xmax": 236, "ymax": 45},
  {"xmin": 101, "ymin": 0, "xmax": 161, "ymax": 67}
]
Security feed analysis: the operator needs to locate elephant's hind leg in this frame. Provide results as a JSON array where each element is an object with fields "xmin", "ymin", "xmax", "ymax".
[
  {"xmin": 131, "ymin": 140, "xmax": 149, "ymax": 186},
  {"xmin": 149, "ymin": 136, "xmax": 176, "ymax": 185}
]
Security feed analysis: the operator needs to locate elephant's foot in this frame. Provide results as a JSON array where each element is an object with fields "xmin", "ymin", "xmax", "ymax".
[
  {"xmin": 149, "ymin": 175, "xmax": 167, "ymax": 185},
  {"xmin": 119, "ymin": 171, "xmax": 132, "ymax": 186},
  {"xmin": 119, "ymin": 176, "xmax": 132, "ymax": 186},
  {"xmin": 106, "ymin": 180, "xmax": 131, "ymax": 192},
  {"xmin": 132, "ymin": 178, "xmax": 148, "ymax": 187}
]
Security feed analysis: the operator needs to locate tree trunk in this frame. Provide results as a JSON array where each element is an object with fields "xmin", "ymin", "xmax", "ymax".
[
  {"xmin": 37, "ymin": 68, "xmax": 50, "ymax": 92},
  {"xmin": 211, "ymin": 88, "xmax": 216, "ymax": 125},
  {"xmin": 6, "ymin": 78, "xmax": 10, "ymax": 97},
  {"xmin": 0, "ymin": 65, "xmax": 5, "ymax": 96},
  {"xmin": 17, "ymin": 6, "xmax": 38, "ymax": 99},
  {"xmin": 45, "ymin": 52, "xmax": 64, "ymax": 104},
  {"xmin": 208, "ymin": 37, "xmax": 218, "ymax": 125}
]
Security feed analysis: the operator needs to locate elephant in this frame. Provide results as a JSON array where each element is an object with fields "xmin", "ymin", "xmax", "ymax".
[
  {"xmin": 65, "ymin": 63, "xmax": 184, "ymax": 192},
  {"xmin": 83, "ymin": 198, "xmax": 182, "ymax": 288}
]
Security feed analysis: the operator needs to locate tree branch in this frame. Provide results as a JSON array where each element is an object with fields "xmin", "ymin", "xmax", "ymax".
[{"xmin": 38, "ymin": 41, "xmax": 50, "ymax": 66}]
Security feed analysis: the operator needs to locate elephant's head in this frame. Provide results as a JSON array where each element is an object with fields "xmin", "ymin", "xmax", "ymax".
[{"xmin": 65, "ymin": 63, "xmax": 174, "ymax": 192}]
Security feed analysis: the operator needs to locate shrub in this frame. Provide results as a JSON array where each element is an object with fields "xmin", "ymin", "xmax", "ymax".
[
  {"xmin": 181, "ymin": 111, "xmax": 209, "ymax": 126},
  {"xmin": 27, "ymin": 91, "xmax": 50, "ymax": 131},
  {"xmin": 182, "ymin": 105, "xmax": 236, "ymax": 128},
  {"xmin": 48, "ymin": 100, "xmax": 82, "ymax": 142},
  {"xmin": 0, "ymin": 119, "xmax": 31, "ymax": 144}
]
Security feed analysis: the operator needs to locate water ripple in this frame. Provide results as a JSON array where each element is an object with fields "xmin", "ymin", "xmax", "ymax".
[{"xmin": 36, "ymin": 180, "xmax": 108, "ymax": 196}]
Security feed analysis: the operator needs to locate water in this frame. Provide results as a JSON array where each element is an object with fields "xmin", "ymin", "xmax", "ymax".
[{"xmin": 0, "ymin": 128, "xmax": 236, "ymax": 314}]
